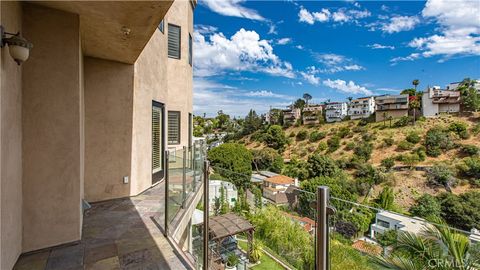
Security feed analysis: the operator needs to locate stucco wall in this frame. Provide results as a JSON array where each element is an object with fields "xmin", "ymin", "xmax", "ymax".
[
  {"xmin": 84, "ymin": 57, "xmax": 134, "ymax": 202},
  {"xmin": 0, "ymin": 2, "xmax": 23, "ymax": 269},
  {"xmin": 22, "ymin": 4, "xmax": 82, "ymax": 252},
  {"xmin": 375, "ymin": 109, "xmax": 409, "ymax": 122},
  {"xmin": 422, "ymin": 92, "xmax": 438, "ymax": 117}
]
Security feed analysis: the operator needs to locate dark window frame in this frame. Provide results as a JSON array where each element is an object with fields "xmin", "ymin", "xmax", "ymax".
[
  {"xmin": 158, "ymin": 20, "xmax": 164, "ymax": 34},
  {"xmin": 152, "ymin": 101, "xmax": 165, "ymax": 184},
  {"xmin": 168, "ymin": 111, "xmax": 181, "ymax": 145},
  {"xmin": 168, "ymin": 23, "xmax": 181, "ymax": 59},
  {"xmin": 188, "ymin": 33, "xmax": 193, "ymax": 66}
]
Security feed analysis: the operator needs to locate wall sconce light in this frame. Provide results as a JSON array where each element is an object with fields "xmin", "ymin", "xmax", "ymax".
[{"xmin": 1, "ymin": 25, "xmax": 33, "ymax": 65}]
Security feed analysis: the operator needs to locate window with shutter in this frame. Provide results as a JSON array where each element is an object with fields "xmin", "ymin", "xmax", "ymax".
[
  {"xmin": 152, "ymin": 102, "xmax": 164, "ymax": 184},
  {"xmin": 168, "ymin": 111, "xmax": 181, "ymax": 144},
  {"xmin": 188, "ymin": 33, "xmax": 192, "ymax": 66},
  {"xmin": 168, "ymin": 24, "xmax": 181, "ymax": 59}
]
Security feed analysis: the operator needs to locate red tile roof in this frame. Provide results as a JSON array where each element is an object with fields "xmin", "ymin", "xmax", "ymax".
[{"xmin": 265, "ymin": 175, "xmax": 294, "ymax": 185}]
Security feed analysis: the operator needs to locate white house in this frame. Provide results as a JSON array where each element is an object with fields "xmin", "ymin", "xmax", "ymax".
[
  {"xmin": 209, "ymin": 180, "xmax": 237, "ymax": 212},
  {"xmin": 446, "ymin": 81, "xmax": 480, "ymax": 93},
  {"xmin": 422, "ymin": 86, "xmax": 461, "ymax": 117},
  {"xmin": 469, "ymin": 228, "xmax": 480, "ymax": 244},
  {"xmin": 370, "ymin": 211, "xmax": 431, "ymax": 239},
  {"xmin": 325, "ymin": 102, "xmax": 348, "ymax": 122},
  {"xmin": 348, "ymin": 97, "xmax": 375, "ymax": 120}
]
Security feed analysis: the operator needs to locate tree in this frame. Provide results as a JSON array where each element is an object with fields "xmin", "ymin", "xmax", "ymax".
[
  {"xmin": 412, "ymin": 79, "xmax": 420, "ymax": 90},
  {"xmin": 327, "ymin": 136, "xmax": 341, "ymax": 152},
  {"xmin": 409, "ymin": 194, "xmax": 441, "ymax": 219},
  {"xmin": 251, "ymin": 147, "xmax": 284, "ymax": 173},
  {"xmin": 353, "ymin": 142, "xmax": 373, "ymax": 161},
  {"xmin": 219, "ymin": 185, "xmax": 229, "ymax": 214},
  {"xmin": 427, "ymin": 164, "xmax": 455, "ymax": 189},
  {"xmin": 307, "ymin": 154, "xmax": 341, "ymax": 178},
  {"xmin": 437, "ymin": 191, "xmax": 480, "ymax": 231},
  {"xmin": 293, "ymin": 98, "xmax": 306, "ymax": 110},
  {"xmin": 374, "ymin": 219, "xmax": 478, "ymax": 269},
  {"xmin": 243, "ymin": 109, "xmax": 263, "ymax": 135},
  {"xmin": 263, "ymin": 125, "xmax": 288, "ymax": 151},
  {"xmin": 303, "ymin": 93, "xmax": 312, "ymax": 106},
  {"xmin": 376, "ymin": 229, "xmax": 398, "ymax": 254},
  {"xmin": 424, "ymin": 127, "xmax": 455, "ymax": 157},
  {"xmin": 459, "ymin": 78, "xmax": 480, "ymax": 112},
  {"xmin": 208, "ymin": 143, "xmax": 253, "ymax": 188},
  {"xmin": 215, "ymin": 110, "xmax": 230, "ymax": 130},
  {"xmin": 375, "ymin": 186, "xmax": 395, "ymax": 211}
]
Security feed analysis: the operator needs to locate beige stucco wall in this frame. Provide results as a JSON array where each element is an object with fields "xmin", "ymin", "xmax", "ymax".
[
  {"xmin": 0, "ymin": 2, "xmax": 23, "ymax": 269},
  {"xmin": 130, "ymin": 0, "xmax": 193, "ymax": 196},
  {"xmin": 22, "ymin": 4, "xmax": 83, "ymax": 252},
  {"xmin": 84, "ymin": 57, "xmax": 134, "ymax": 202},
  {"xmin": 375, "ymin": 109, "xmax": 409, "ymax": 122}
]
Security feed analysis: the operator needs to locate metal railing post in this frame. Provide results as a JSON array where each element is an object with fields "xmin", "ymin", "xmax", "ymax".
[
  {"xmin": 203, "ymin": 160, "xmax": 209, "ymax": 270},
  {"xmin": 316, "ymin": 186, "xmax": 330, "ymax": 270},
  {"xmin": 182, "ymin": 146, "xmax": 187, "ymax": 208},
  {"xmin": 164, "ymin": 150, "xmax": 170, "ymax": 237}
]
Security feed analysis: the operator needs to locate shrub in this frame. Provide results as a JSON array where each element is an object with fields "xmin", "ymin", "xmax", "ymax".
[
  {"xmin": 309, "ymin": 130, "xmax": 326, "ymax": 142},
  {"xmin": 327, "ymin": 136, "xmax": 341, "ymax": 152},
  {"xmin": 397, "ymin": 140, "xmax": 414, "ymax": 151},
  {"xmin": 381, "ymin": 157, "xmax": 395, "ymax": 171},
  {"xmin": 296, "ymin": 130, "xmax": 308, "ymax": 141},
  {"xmin": 289, "ymin": 131, "xmax": 296, "ymax": 137},
  {"xmin": 457, "ymin": 157, "xmax": 480, "ymax": 179},
  {"xmin": 352, "ymin": 126, "xmax": 367, "ymax": 133},
  {"xmin": 472, "ymin": 123, "xmax": 480, "ymax": 135},
  {"xmin": 334, "ymin": 220, "xmax": 358, "ymax": 239},
  {"xmin": 394, "ymin": 116, "xmax": 410, "ymax": 127},
  {"xmin": 282, "ymin": 158, "xmax": 309, "ymax": 180},
  {"xmin": 461, "ymin": 144, "xmax": 479, "ymax": 156},
  {"xmin": 358, "ymin": 118, "xmax": 368, "ymax": 126},
  {"xmin": 208, "ymin": 143, "xmax": 253, "ymax": 188},
  {"xmin": 449, "ymin": 121, "xmax": 469, "ymax": 139},
  {"xmin": 383, "ymin": 137, "xmax": 394, "ymax": 147},
  {"xmin": 264, "ymin": 125, "xmax": 288, "ymax": 151},
  {"xmin": 414, "ymin": 147, "xmax": 427, "ymax": 161},
  {"xmin": 400, "ymin": 153, "xmax": 421, "ymax": 167},
  {"xmin": 338, "ymin": 126, "xmax": 350, "ymax": 138},
  {"xmin": 406, "ymin": 132, "xmax": 421, "ymax": 144},
  {"xmin": 353, "ymin": 142, "xmax": 373, "ymax": 161},
  {"xmin": 410, "ymin": 194, "xmax": 441, "ymax": 219},
  {"xmin": 317, "ymin": 142, "xmax": 327, "ymax": 152},
  {"xmin": 424, "ymin": 127, "xmax": 455, "ymax": 157},
  {"xmin": 345, "ymin": 142, "xmax": 355, "ymax": 151},
  {"xmin": 307, "ymin": 154, "xmax": 341, "ymax": 178},
  {"xmin": 361, "ymin": 132, "xmax": 375, "ymax": 142},
  {"xmin": 427, "ymin": 164, "xmax": 455, "ymax": 188}
]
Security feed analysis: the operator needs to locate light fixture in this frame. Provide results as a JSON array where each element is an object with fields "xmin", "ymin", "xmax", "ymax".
[{"xmin": 1, "ymin": 25, "xmax": 33, "ymax": 65}]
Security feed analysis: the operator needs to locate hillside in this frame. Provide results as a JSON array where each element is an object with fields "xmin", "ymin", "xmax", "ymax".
[{"xmin": 240, "ymin": 114, "xmax": 480, "ymax": 210}]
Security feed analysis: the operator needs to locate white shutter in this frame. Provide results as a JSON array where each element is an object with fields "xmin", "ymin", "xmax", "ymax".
[{"xmin": 168, "ymin": 24, "xmax": 181, "ymax": 59}]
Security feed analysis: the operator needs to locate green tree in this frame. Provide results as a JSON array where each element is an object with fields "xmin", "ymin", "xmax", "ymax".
[
  {"xmin": 219, "ymin": 185, "xmax": 229, "ymax": 214},
  {"xmin": 251, "ymin": 147, "xmax": 284, "ymax": 173},
  {"xmin": 215, "ymin": 110, "xmax": 230, "ymax": 130},
  {"xmin": 409, "ymin": 194, "xmax": 441, "ymax": 219},
  {"xmin": 376, "ymin": 229, "xmax": 398, "ymax": 254},
  {"xmin": 293, "ymin": 98, "xmax": 306, "ymax": 111},
  {"xmin": 458, "ymin": 78, "xmax": 480, "ymax": 112},
  {"xmin": 327, "ymin": 136, "xmax": 341, "ymax": 152},
  {"xmin": 282, "ymin": 158, "xmax": 309, "ymax": 180},
  {"xmin": 303, "ymin": 93, "xmax": 312, "ymax": 106},
  {"xmin": 307, "ymin": 154, "xmax": 341, "ymax": 178},
  {"xmin": 353, "ymin": 142, "xmax": 373, "ymax": 161},
  {"xmin": 243, "ymin": 109, "xmax": 263, "ymax": 135},
  {"xmin": 208, "ymin": 143, "xmax": 253, "ymax": 188},
  {"xmin": 412, "ymin": 79, "xmax": 420, "ymax": 90},
  {"xmin": 437, "ymin": 191, "xmax": 480, "ymax": 231},
  {"xmin": 375, "ymin": 186, "xmax": 395, "ymax": 211},
  {"xmin": 424, "ymin": 127, "xmax": 455, "ymax": 157},
  {"xmin": 263, "ymin": 125, "xmax": 288, "ymax": 151}
]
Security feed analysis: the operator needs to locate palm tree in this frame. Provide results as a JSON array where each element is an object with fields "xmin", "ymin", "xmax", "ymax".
[
  {"xmin": 303, "ymin": 93, "xmax": 312, "ymax": 106},
  {"xmin": 373, "ymin": 219, "xmax": 478, "ymax": 270},
  {"xmin": 412, "ymin": 79, "xmax": 420, "ymax": 91},
  {"xmin": 347, "ymin": 97, "xmax": 353, "ymax": 103}
]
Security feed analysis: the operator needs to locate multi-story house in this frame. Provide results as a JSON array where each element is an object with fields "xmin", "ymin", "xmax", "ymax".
[
  {"xmin": 302, "ymin": 104, "xmax": 324, "ymax": 125},
  {"xmin": 446, "ymin": 80, "xmax": 480, "ymax": 93},
  {"xmin": 325, "ymin": 102, "xmax": 348, "ymax": 122},
  {"xmin": 370, "ymin": 211, "xmax": 431, "ymax": 239},
  {"xmin": 422, "ymin": 86, "xmax": 461, "ymax": 117},
  {"xmin": 1, "ymin": 1, "xmax": 198, "ymax": 269},
  {"xmin": 209, "ymin": 180, "xmax": 238, "ymax": 213},
  {"xmin": 348, "ymin": 97, "xmax": 375, "ymax": 120},
  {"xmin": 283, "ymin": 106, "xmax": 301, "ymax": 125},
  {"xmin": 263, "ymin": 175, "xmax": 297, "ymax": 205},
  {"xmin": 375, "ymin": 94, "xmax": 409, "ymax": 122}
]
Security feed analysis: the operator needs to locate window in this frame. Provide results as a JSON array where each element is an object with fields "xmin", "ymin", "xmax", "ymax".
[
  {"xmin": 152, "ymin": 102, "xmax": 164, "ymax": 184},
  {"xmin": 168, "ymin": 24, "xmax": 181, "ymax": 59},
  {"xmin": 377, "ymin": 219, "xmax": 390, "ymax": 228},
  {"xmin": 188, "ymin": 33, "xmax": 193, "ymax": 66},
  {"xmin": 168, "ymin": 111, "xmax": 181, "ymax": 144},
  {"xmin": 158, "ymin": 20, "xmax": 164, "ymax": 34},
  {"xmin": 188, "ymin": 113, "xmax": 193, "ymax": 146}
]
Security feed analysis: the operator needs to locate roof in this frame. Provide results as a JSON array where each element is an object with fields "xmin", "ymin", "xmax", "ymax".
[
  {"xmin": 377, "ymin": 211, "xmax": 431, "ymax": 235},
  {"xmin": 251, "ymin": 173, "xmax": 267, "ymax": 183},
  {"xmin": 351, "ymin": 240, "xmax": 382, "ymax": 256},
  {"xmin": 208, "ymin": 213, "xmax": 254, "ymax": 240},
  {"xmin": 259, "ymin": 171, "xmax": 279, "ymax": 178},
  {"xmin": 284, "ymin": 212, "xmax": 316, "ymax": 232},
  {"xmin": 265, "ymin": 175, "xmax": 295, "ymax": 185}
]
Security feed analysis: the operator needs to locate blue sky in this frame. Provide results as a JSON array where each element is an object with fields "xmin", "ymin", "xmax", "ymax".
[{"xmin": 193, "ymin": 0, "xmax": 480, "ymax": 117}]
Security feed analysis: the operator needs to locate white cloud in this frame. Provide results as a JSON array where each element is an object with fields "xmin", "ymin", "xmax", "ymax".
[
  {"xmin": 381, "ymin": 5, "xmax": 389, "ymax": 12},
  {"xmin": 323, "ymin": 79, "xmax": 372, "ymax": 95},
  {"xmin": 194, "ymin": 27, "xmax": 294, "ymax": 78},
  {"xmin": 295, "ymin": 45, "xmax": 304, "ymax": 50},
  {"xmin": 276, "ymin": 38, "xmax": 292, "ymax": 45},
  {"xmin": 393, "ymin": 0, "xmax": 480, "ymax": 62},
  {"xmin": 376, "ymin": 87, "xmax": 401, "ymax": 93},
  {"xmin": 313, "ymin": 53, "xmax": 365, "ymax": 73},
  {"xmin": 194, "ymin": 25, "xmax": 218, "ymax": 35},
  {"xmin": 298, "ymin": 6, "xmax": 369, "ymax": 25},
  {"xmin": 193, "ymin": 78, "xmax": 292, "ymax": 116},
  {"xmin": 202, "ymin": 0, "xmax": 265, "ymax": 21},
  {"xmin": 381, "ymin": 16, "xmax": 419, "ymax": 33},
  {"xmin": 300, "ymin": 66, "xmax": 321, "ymax": 85},
  {"xmin": 368, "ymin": 43, "xmax": 395, "ymax": 50},
  {"xmin": 390, "ymin": 53, "xmax": 421, "ymax": 64}
]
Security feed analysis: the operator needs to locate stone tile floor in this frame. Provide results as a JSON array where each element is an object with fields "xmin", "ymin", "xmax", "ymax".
[{"xmin": 14, "ymin": 182, "xmax": 188, "ymax": 270}]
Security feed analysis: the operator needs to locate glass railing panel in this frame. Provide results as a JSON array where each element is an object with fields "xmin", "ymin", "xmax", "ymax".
[{"xmin": 167, "ymin": 149, "xmax": 184, "ymax": 224}]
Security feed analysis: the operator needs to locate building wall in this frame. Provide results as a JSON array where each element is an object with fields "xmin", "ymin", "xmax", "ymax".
[
  {"xmin": 438, "ymin": 103, "xmax": 460, "ymax": 114},
  {"xmin": 375, "ymin": 109, "xmax": 408, "ymax": 122},
  {"xmin": 84, "ymin": 58, "xmax": 134, "ymax": 202},
  {"xmin": 22, "ymin": 4, "xmax": 83, "ymax": 252},
  {"xmin": 422, "ymin": 91, "xmax": 438, "ymax": 117},
  {"xmin": 0, "ymin": 2, "xmax": 23, "ymax": 269}
]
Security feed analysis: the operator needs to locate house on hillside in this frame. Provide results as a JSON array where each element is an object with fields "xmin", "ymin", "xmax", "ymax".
[
  {"xmin": 325, "ymin": 102, "xmax": 348, "ymax": 122},
  {"xmin": 283, "ymin": 106, "xmax": 301, "ymax": 125},
  {"xmin": 263, "ymin": 174, "xmax": 298, "ymax": 205},
  {"xmin": 370, "ymin": 211, "xmax": 431, "ymax": 239},
  {"xmin": 348, "ymin": 97, "xmax": 375, "ymax": 120},
  {"xmin": 209, "ymin": 180, "xmax": 237, "ymax": 213},
  {"xmin": 422, "ymin": 86, "xmax": 461, "ymax": 117},
  {"xmin": 302, "ymin": 104, "xmax": 324, "ymax": 125},
  {"xmin": 446, "ymin": 81, "xmax": 480, "ymax": 93},
  {"xmin": 375, "ymin": 94, "xmax": 409, "ymax": 122},
  {"xmin": 469, "ymin": 229, "xmax": 480, "ymax": 245},
  {"xmin": 284, "ymin": 212, "xmax": 316, "ymax": 235}
]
